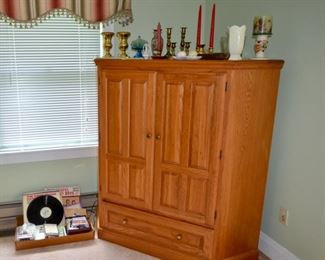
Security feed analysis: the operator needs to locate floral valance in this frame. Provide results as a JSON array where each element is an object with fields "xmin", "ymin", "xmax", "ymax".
[{"xmin": 0, "ymin": 0, "xmax": 133, "ymax": 28}]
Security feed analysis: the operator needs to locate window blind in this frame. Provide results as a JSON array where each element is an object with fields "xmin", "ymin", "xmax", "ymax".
[{"xmin": 0, "ymin": 16, "xmax": 100, "ymax": 154}]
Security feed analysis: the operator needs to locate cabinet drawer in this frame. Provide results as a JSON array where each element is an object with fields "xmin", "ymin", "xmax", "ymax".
[{"xmin": 99, "ymin": 202, "xmax": 214, "ymax": 259}]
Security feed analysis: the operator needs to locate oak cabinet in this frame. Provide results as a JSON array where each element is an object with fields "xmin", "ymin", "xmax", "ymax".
[{"xmin": 95, "ymin": 59, "xmax": 284, "ymax": 260}]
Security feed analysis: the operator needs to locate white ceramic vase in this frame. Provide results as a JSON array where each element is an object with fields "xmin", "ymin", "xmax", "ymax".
[
  {"xmin": 228, "ymin": 25, "xmax": 246, "ymax": 60},
  {"xmin": 254, "ymin": 34, "xmax": 269, "ymax": 58}
]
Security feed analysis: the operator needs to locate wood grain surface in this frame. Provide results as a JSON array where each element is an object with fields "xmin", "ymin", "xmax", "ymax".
[{"xmin": 96, "ymin": 59, "xmax": 284, "ymax": 259}]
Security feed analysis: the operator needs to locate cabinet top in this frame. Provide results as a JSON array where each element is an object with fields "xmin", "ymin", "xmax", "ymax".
[{"xmin": 94, "ymin": 58, "xmax": 284, "ymax": 71}]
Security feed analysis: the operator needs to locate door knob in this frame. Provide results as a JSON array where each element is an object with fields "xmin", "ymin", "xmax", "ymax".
[
  {"xmin": 176, "ymin": 234, "xmax": 182, "ymax": 240},
  {"xmin": 155, "ymin": 135, "xmax": 161, "ymax": 140},
  {"xmin": 122, "ymin": 218, "xmax": 128, "ymax": 224},
  {"xmin": 146, "ymin": 133, "xmax": 152, "ymax": 139}
]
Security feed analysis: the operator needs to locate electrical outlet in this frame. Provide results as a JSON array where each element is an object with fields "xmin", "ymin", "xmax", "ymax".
[{"xmin": 279, "ymin": 207, "xmax": 289, "ymax": 226}]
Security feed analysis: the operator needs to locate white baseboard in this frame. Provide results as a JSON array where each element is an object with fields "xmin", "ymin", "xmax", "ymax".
[{"xmin": 259, "ymin": 232, "xmax": 299, "ymax": 260}]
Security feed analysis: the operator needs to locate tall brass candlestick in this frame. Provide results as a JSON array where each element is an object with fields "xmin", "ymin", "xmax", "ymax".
[
  {"xmin": 165, "ymin": 28, "xmax": 172, "ymax": 57},
  {"xmin": 102, "ymin": 32, "xmax": 114, "ymax": 57},
  {"xmin": 180, "ymin": 27, "xmax": 187, "ymax": 51},
  {"xmin": 185, "ymin": 42, "xmax": 191, "ymax": 55},
  {"xmin": 171, "ymin": 42, "xmax": 177, "ymax": 56},
  {"xmin": 117, "ymin": 31, "xmax": 130, "ymax": 58}
]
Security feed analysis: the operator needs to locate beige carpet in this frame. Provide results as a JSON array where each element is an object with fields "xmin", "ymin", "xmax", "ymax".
[{"xmin": 0, "ymin": 233, "xmax": 157, "ymax": 260}]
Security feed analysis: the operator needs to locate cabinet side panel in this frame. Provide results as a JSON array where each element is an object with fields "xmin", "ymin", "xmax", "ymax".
[{"xmin": 217, "ymin": 68, "xmax": 282, "ymax": 258}]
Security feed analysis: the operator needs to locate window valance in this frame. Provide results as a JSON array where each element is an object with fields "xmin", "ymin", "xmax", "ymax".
[{"xmin": 0, "ymin": 0, "xmax": 132, "ymax": 28}]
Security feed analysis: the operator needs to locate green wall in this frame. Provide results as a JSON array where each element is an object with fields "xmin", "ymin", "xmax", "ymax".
[
  {"xmin": 0, "ymin": 157, "xmax": 97, "ymax": 203},
  {"xmin": 114, "ymin": 0, "xmax": 207, "ymax": 54}
]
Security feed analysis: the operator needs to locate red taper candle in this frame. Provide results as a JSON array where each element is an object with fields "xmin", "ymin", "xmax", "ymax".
[
  {"xmin": 196, "ymin": 5, "xmax": 202, "ymax": 48},
  {"xmin": 209, "ymin": 4, "xmax": 216, "ymax": 49}
]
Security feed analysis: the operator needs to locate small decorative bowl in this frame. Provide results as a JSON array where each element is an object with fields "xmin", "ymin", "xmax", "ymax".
[{"xmin": 131, "ymin": 36, "xmax": 148, "ymax": 58}]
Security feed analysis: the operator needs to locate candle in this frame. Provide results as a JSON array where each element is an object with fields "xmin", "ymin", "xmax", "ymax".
[
  {"xmin": 196, "ymin": 5, "xmax": 202, "ymax": 48},
  {"xmin": 157, "ymin": 22, "xmax": 162, "ymax": 50},
  {"xmin": 209, "ymin": 4, "xmax": 216, "ymax": 49},
  {"xmin": 253, "ymin": 16, "xmax": 273, "ymax": 35}
]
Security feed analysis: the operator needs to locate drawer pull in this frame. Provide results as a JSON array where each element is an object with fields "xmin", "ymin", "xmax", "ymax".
[
  {"xmin": 146, "ymin": 133, "xmax": 152, "ymax": 139},
  {"xmin": 122, "ymin": 218, "xmax": 128, "ymax": 224},
  {"xmin": 155, "ymin": 135, "xmax": 161, "ymax": 140},
  {"xmin": 176, "ymin": 234, "xmax": 182, "ymax": 240}
]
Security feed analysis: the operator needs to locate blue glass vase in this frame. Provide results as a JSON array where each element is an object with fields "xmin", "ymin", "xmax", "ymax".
[{"xmin": 131, "ymin": 36, "xmax": 147, "ymax": 58}]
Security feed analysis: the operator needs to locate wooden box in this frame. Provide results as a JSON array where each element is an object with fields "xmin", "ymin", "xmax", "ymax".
[
  {"xmin": 15, "ymin": 229, "xmax": 95, "ymax": 250},
  {"xmin": 15, "ymin": 216, "xmax": 95, "ymax": 250}
]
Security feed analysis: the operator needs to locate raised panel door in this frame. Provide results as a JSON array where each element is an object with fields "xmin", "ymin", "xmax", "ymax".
[
  {"xmin": 153, "ymin": 73, "xmax": 227, "ymax": 226},
  {"xmin": 99, "ymin": 70, "xmax": 156, "ymax": 210}
]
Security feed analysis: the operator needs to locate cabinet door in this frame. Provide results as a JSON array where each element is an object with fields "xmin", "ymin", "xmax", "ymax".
[
  {"xmin": 99, "ymin": 70, "xmax": 155, "ymax": 210},
  {"xmin": 153, "ymin": 73, "xmax": 226, "ymax": 226}
]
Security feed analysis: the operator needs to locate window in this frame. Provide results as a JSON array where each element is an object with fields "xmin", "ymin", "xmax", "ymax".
[{"xmin": 0, "ymin": 15, "xmax": 100, "ymax": 162}]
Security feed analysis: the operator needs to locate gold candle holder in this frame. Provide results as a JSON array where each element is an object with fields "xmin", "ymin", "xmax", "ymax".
[
  {"xmin": 208, "ymin": 47, "xmax": 214, "ymax": 54},
  {"xmin": 196, "ymin": 44, "xmax": 206, "ymax": 55},
  {"xmin": 185, "ymin": 42, "xmax": 191, "ymax": 55},
  {"xmin": 180, "ymin": 27, "xmax": 187, "ymax": 51},
  {"xmin": 171, "ymin": 42, "xmax": 177, "ymax": 56},
  {"xmin": 117, "ymin": 31, "xmax": 131, "ymax": 58},
  {"xmin": 165, "ymin": 28, "xmax": 172, "ymax": 57},
  {"xmin": 102, "ymin": 32, "xmax": 114, "ymax": 57}
]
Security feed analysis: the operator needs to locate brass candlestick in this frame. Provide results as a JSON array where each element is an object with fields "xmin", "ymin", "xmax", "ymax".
[
  {"xmin": 117, "ymin": 31, "xmax": 131, "ymax": 58},
  {"xmin": 208, "ymin": 47, "xmax": 214, "ymax": 54},
  {"xmin": 165, "ymin": 28, "xmax": 172, "ymax": 57},
  {"xmin": 102, "ymin": 32, "xmax": 114, "ymax": 57},
  {"xmin": 171, "ymin": 42, "xmax": 177, "ymax": 56},
  {"xmin": 197, "ymin": 44, "xmax": 206, "ymax": 55},
  {"xmin": 185, "ymin": 42, "xmax": 191, "ymax": 55},
  {"xmin": 180, "ymin": 27, "xmax": 187, "ymax": 51}
]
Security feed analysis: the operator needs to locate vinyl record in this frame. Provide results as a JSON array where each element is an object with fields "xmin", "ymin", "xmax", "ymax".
[{"xmin": 27, "ymin": 195, "xmax": 64, "ymax": 225}]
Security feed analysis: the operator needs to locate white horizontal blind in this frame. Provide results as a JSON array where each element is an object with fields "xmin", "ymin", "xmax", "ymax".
[{"xmin": 0, "ymin": 16, "xmax": 100, "ymax": 154}]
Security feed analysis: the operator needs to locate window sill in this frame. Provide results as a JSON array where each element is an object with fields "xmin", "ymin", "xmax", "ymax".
[{"xmin": 0, "ymin": 146, "xmax": 98, "ymax": 165}]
